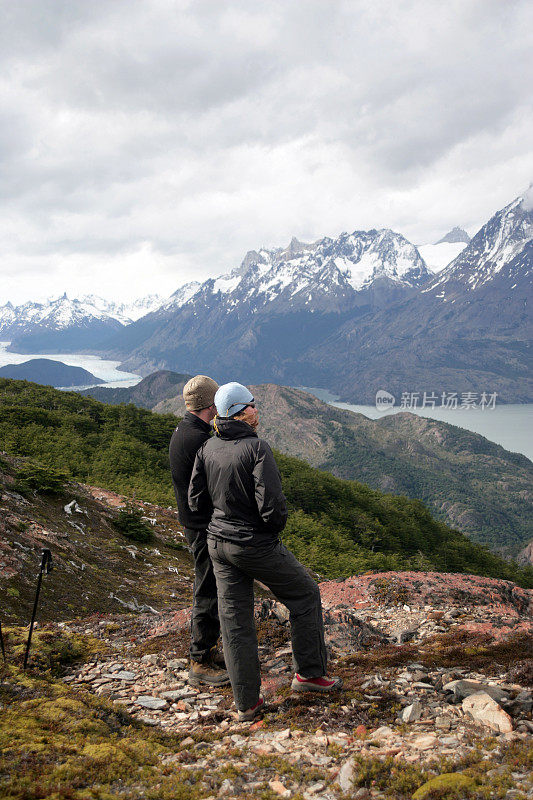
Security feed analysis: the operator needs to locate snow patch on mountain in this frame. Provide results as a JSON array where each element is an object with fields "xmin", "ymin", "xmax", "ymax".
[
  {"xmin": 160, "ymin": 282, "xmax": 201, "ymax": 311},
  {"xmin": 213, "ymin": 274, "xmax": 242, "ymax": 294},
  {"xmin": 418, "ymin": 242, "xmax": 467, "ymax": 273}
]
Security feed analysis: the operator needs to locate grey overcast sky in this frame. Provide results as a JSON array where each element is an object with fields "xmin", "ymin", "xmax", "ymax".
[{"xmin": 2, "ymin": 0, "xmax": 533, "ymax": 304}]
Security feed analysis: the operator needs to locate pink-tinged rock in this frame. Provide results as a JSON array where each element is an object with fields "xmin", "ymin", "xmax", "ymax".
[
  {"xmin": 462, "ymin": 691, "xmax": 513, "ymax": 733},
  {"xmin": 412, "ymin": 734, "xmax": 440, "ymax": 750},
  {"xmin": 268, "ymin": 779, "xmax": 291, "ymax": 797}
]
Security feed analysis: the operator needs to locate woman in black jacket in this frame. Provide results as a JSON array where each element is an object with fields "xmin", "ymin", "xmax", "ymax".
[{"xmin": 189, "ymin": 382, "xmax": 341, "ymax": 721}]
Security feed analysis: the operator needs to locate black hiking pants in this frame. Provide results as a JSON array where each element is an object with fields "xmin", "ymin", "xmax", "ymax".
[
  {"xmin": 184, "ymin": 528, "xmax": 220, "ymax": 663},
  {"xmin": 207, "ymin": 536, "xmax": 328, "ymax": 711}
]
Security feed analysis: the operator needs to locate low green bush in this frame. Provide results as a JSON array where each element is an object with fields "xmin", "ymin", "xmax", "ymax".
[
  {"xmin": 13, "ymin": 461, "xmax": 69, "ymax": 496},
  {"xmin": 112, "ymin": 503, "xmax": 153, "ymax": 543}
]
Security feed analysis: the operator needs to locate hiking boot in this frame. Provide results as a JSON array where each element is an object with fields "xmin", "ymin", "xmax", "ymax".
[
  {"xmin": 209, "ymin": 646, "xmax": 226, "ymax": 670},
  {"xmin": 291, "ymin": 674, "xmax": 343, "ymax": 693},
  {"xmin": 188, "ymin": 660, "xmax": 231, "ymax": 687},
  {"xmin": 238, "ymin": 695, "xmax": 264, "ymax": 722}
]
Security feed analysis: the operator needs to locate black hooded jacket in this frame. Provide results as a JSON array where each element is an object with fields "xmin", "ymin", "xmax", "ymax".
[
  {"xmin": 169, "ymin": 411, "xmax": 213, "ymax": 530},
  {"xmin": 188, "ymin": 418, "xmax": 288, "ymax": 544}
]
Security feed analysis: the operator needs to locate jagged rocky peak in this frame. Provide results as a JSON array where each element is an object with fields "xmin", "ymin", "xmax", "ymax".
[
  {"xmin": 435, "ymin": 226, "xmax": 471, "ymax": 245},
  {"xmin": 281, "ymin": 236, "xmax": 317, "ymax": 258},
  {"xmin": 158, "ymin": 225, "xmax": 431, "ymax": 319},
  {"xmin": 240, "ymin": 249, "xmax": 264, "ymax": 269},
  {"xmin": 428, "ymin": 193, "xmax": 533, "ymax": 293},
  {"xmin": 330, "ymin": 228, "xmax": 429, "ymax": 290}
]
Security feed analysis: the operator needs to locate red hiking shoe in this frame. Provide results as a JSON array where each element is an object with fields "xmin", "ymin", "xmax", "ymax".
[
  {"xmin": 291, "ymin": 674, "xmax": 343, "ymax": 692},
  {"xmin": 238, "ymin": 695, "xmax": 265, "ymax": 722}
]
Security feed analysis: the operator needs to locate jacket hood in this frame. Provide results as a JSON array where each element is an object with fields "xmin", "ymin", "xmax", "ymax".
[{"xmin": 214, "ymin": 417, "xmax": 258, "ymax": 441}]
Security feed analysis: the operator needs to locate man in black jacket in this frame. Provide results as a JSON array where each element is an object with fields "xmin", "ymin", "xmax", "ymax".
[
  {"xmin": 169, "ymin": 375, "xmax": 230, "ymax": 687},
  {"xmin": 189, "ymin": 382, "xmax": 341, "ymax": 721}
]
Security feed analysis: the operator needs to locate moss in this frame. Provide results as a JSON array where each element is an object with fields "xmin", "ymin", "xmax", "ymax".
[
  {"xmin": 343, "ymin": 630, "xmax": 533, "ymax": 673},
  {"xmin": 412, "ymin": 772, "xmax": 477, "ymax": 799},
  {"xmin": 5, "ymin": 626, "xmax": 109, "ymax": 675},
  {"xmin": 0, "ymin": 660, "xmax": 190, "ymax": 800}
]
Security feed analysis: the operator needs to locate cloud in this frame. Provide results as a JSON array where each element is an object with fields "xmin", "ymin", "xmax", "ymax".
[{"xmin": 1, "ymin": 0, "xmax": 532, "ymax": 303}]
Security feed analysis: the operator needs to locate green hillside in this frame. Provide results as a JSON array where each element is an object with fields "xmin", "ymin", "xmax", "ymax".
[
  {"xmin": 1, "ymin": 378, "xmax": 531, "ymax": 587},
  {"xmin": 154, "ymin": 382, "xmax": 533, "ymax": 559}
]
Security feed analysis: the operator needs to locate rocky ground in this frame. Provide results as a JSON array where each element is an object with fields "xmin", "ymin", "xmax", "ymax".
[
  {"xmin": 1, "ymin": 463, "xmax": 532, "ymax": 798},
  {"xmin": 3, "ymin": 571, "xmax": 527, "ymax": 799}
]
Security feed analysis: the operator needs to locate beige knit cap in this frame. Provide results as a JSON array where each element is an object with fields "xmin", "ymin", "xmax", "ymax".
[{"xmin": 183, "ymin": 375, "xmax": 219, "ymax": 411}]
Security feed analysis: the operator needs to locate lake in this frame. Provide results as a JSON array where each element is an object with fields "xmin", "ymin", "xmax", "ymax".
[
  {"xmin": 300, "ymin": 386, "xmax": 533, "ymax": 463},
  {"xmin": 0, "ymin": 342, "xmax": 142, "ymax": 389}
]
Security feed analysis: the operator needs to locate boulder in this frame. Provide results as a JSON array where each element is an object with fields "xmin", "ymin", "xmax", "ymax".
[
  {"xmin": 335, "ymin": 758, "xmax": 354, "ymax": 792},
  {"xmin": 462, "ymin": 691, "xmax": 513, "ymax": 733}
]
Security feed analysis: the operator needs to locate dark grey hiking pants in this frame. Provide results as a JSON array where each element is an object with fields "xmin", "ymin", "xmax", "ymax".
[
  {"xmin": 184, "ymin": 528, "xmax": 220, "ymax": 663},
  {"xmin": 207, "ymin": 536, "xmax": 328, "ymax": 711}
]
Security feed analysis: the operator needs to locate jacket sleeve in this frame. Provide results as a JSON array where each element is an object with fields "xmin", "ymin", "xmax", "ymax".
[
  {"xmin": 188, "ymin": 446, "xmax": 212, "ymax": 518},
  {"xmin": 253, "ymin": 440, "xmax": 288, "ymax": 534}
]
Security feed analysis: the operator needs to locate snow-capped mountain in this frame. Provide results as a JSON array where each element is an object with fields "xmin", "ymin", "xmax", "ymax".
[
  {"xmin": 81, "ymin": 294, "xmax": 165, "ymax": 323},
  {"xmin": 425, "ymin": 194, "xmax": 532, "ymax": 295},
  {"xmin": 152, "ymin": 228, "xmax": 430, "ymax": 319},
  {"xmin": 101, "ymin": 227, "xmax": 431, "ymax": 379},
  {"xmin": 306, "ymin": 191, "xmax": 533, "ymax": 402},
  {"xmin": 0, "ymin": 293, "xmax": 166, "ymax": 354},
  {"xmin": 0, "ymin": 295, "xmax": 126, "ymax": 353},
  {"xmin": 217, "ymin": 227, "xmax": 430, "ymax": 311}
]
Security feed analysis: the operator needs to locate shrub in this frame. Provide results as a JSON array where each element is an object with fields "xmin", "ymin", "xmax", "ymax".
[
  {"xmin": 13, "ymin": 461, "xmax": 69, "ymax": 496},
  {"xmin": 112, "ymin": 503, "xmax": 153, "ymax": 543}
]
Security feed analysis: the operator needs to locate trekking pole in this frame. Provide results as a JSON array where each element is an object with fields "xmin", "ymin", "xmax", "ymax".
[
  {"xmin": 23, "ymin": 548, "xmax": 53, "ymax": 670},
  {"xmin": 0, "ymin": 621, "xmax": 5, "ymax": 663}
]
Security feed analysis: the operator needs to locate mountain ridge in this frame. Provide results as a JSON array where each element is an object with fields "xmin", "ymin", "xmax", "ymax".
[
  {"xmin": 102, "ymin": 193, "xmax": 533, "ymax": 404},
  {"xmin": 1, "ymin": 293, "xmax": 166, "ymax": 354},
  {"xmin": 0, "ymin": 358, "xmax": 105, "ymax": 388}
]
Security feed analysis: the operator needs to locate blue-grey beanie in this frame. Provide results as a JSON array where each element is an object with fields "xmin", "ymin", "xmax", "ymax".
[{"xmin": 215, "ymin": 382, "xmax": 254, "ymax": 417}]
